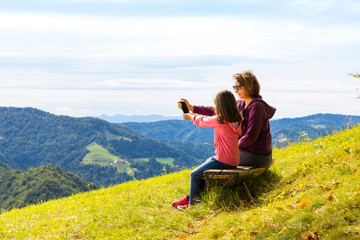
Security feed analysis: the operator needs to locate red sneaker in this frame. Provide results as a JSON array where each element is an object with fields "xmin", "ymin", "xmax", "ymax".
[{"xmin": 172, "ymin": 195, "xmax": 189, "ymax": 209}]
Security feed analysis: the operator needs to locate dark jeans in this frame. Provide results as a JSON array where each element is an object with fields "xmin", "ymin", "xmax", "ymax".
[
  {"xmin": 189, "ymin": 156, "xmax": 236, "ymax": 205},
  {"xmin": 239, "ymin": 150, "xmax": 273, "ymax": 168}
]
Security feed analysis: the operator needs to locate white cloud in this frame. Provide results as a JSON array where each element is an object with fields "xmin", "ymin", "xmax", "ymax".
[
  {"xmin": 291, "ymin": 0, "xmax": 334, "ymax": 12},
  {"xmin": 264, "ymin": 90, "xmax": 360, "ymax": 119},
  {"xmin": 2, "ymin": 85, "xmax": 358, "ymax": 118},
  {"xmin": 1, "ymin": 4, "xmax": 360, "ymax": 118},
  {"xmin": 100, "ymin": 78, "xmax": 205, "ymax": 90},
  {"xmin": 53, "ymin": 106, "xmax": 93, "ymax": 116},
  {"xmin": 1, "ymin": 13, "xmax": 359, "ymax": 60},
  {"xmin": 0, "ymin": 87, "xmax": 217, "ymax": 117}
]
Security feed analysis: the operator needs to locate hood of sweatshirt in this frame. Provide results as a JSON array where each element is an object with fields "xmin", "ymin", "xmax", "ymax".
[{"xmin": 241, "ymin": 95, "xmax": 276, "ymax": 120}]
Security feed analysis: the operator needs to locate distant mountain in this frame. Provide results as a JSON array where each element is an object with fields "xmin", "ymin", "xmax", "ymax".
[
  {"xmin": 0, "ymin": 107, "xmax": 213, "ymax": 187},
  {"xmin": 123, "ymin": 120, "xmax": 214, "ymax": 143},
  {"xmin": 97, "ymin": 114, "xmax": 181, "ymax": 123},
  {"xmin": 122, "ymin": 113, "xmax": 360, "ymax": 147},
  {"xmin": 0, "ymin": 162, "xmax": 98, "ymax": 211},
  {"xmin": 271, "ymin": 113, "xmax": 360, "ymax": 147}
]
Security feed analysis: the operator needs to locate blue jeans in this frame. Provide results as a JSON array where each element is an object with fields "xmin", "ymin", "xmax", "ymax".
[{"xmin": 189, "ymin": 156, "xmax": 236, "ymax": 205}]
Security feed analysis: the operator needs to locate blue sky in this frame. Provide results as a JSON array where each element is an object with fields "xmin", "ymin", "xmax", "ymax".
[{"xmin": 0, "ymin": 0, "xmax": 359, "ymax": 119}]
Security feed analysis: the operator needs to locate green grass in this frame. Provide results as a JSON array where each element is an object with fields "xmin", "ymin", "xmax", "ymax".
[
  {"xmin": 1, "ymin": 125, "xmax": 360, "ymax": 239},
  {"xmin": 82, "ymin": 142, "xmax": 120, "ymax": 166},
  {"xmin": 82, "ymin": 142, "xmax": 132, "ymax": 174},
  {"xmin": 132, "ymin": 157, "xmax": 175, "ymax": 167}
]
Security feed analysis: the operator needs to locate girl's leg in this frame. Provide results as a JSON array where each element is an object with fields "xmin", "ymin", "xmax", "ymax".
[{"xmin": 189, "ymin": 157, "xmax": 236, "ymax": 205}]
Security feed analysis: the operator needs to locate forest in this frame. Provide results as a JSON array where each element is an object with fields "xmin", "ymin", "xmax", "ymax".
[
  {"xmin": 0, "ymin": 107, "xmax": 213, "ymax": 187},
  {"xmin": 0, "ymin": 162, "xmax": 97, "ymax": 211}
]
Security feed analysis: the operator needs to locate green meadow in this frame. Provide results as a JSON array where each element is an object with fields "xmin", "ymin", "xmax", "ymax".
[
  {"xmin": 82, "ymin": 142, "xmax": 120, "ymax": 166},
  {"xmin": 82, "ymin": 142, "xmax": 133, "ymax": 175},
  {"xmin": 82, "ymin": 142, "xmax": 175, "ymax": 175},
  {"xmin": 1, "ymin": 125, "xmax": 359, "ymax": 239}
]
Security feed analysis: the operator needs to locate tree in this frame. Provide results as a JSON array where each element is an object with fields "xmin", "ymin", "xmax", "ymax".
[
  {"xmin": 349, "ymin": 73, "xmax": 360, "ymax": 78},
  {"xmin": 349, "ymin": 73, "xmax": 360, "ymax": 98}
]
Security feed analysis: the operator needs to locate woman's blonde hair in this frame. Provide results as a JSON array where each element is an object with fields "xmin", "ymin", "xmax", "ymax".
[
  {"xmin": 214, "ymin": 90, "xmax": 242, "ymax": 124},
  {"xmin": 233, "ymin": 70, "xmax": 260, "ymax": 97}
]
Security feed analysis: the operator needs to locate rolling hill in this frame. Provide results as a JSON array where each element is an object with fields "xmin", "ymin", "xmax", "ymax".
[
  {"xmin": 0, "ymin": 163, "xmax": 98, "ymax": 211},
  {"xmin": 0, "ymin": 124, "xmax": 359, "ymax": 239},
  {"xmin": 123, "ymin": 119, "xmax": 214, "ymax": 143},
  {"xmin": 122, "ymin": 113, "xmax": 360, "ymax": 147},
  {"xmin": 0, "ymin": 107, "xmax": 213, "ymax": 187}
]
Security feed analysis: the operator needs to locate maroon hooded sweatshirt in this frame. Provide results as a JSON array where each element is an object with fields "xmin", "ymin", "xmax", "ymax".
[{"xmin": 193, "ymin": 96, "xmax": 276, "ymax": 155}]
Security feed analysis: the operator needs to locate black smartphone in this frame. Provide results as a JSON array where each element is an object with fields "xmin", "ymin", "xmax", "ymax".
[{"xmin": 179, "ymin": 101, "xmax": 189, "ymax": 113}]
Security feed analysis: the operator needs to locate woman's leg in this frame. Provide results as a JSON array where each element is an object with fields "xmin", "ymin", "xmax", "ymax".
[
  {"xmin": 239, "ymin": 150, "xmax": 273, "ymax": 168},
  {"xmin": 189, "ymin": 157, "xmax": 236, "ymax": 205}
]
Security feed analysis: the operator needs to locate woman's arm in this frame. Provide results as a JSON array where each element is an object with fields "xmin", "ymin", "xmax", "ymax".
[
  {"xmin": 193, "ymin": 105, "xmax": 215, "ymax": 116},
  {"xmin": 179, "ymin": 98, "xmax": 215, "ymax": 116}
]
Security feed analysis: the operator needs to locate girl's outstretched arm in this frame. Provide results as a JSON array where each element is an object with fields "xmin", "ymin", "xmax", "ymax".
[{"xmin": 191, "ymin": 115, "xmax": 218, "ymax": 128}]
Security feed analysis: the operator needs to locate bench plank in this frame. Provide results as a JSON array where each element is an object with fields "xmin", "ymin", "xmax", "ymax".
[{"xmin": 204, "ymin": 166, "xmax": 266, "ymax": 187}]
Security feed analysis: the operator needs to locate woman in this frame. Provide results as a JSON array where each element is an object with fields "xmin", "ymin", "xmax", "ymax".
[{"xmin": 180, "ymin": 70, "xmax": 276, "ymax": 168}]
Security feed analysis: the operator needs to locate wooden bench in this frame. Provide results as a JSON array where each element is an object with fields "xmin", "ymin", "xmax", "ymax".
[{"xmin": 204, "ymin": 166, "xmax": 267, "ymax": 187}]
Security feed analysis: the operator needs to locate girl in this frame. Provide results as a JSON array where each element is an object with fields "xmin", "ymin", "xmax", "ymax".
[{"xmin": 172, "ymin": 90, "xmax": 242, "ymax": 209}]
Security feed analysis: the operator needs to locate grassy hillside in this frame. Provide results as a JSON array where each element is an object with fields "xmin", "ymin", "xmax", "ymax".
[
  {"xmin": 1, "ymin": 125, "xmax": 359, "ymax": 239},
  {"xmin": 83, "ymin": 142, "xmax": 120, "ymax": 165},
  {"xmin": 0, "ymin": 107, "xmax": 213, "ymax": 187}
]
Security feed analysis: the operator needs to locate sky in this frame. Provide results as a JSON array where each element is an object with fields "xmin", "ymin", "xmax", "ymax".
[{"xmin": 0, "ymin": 0, "xmax": 359, "ymax": 119}]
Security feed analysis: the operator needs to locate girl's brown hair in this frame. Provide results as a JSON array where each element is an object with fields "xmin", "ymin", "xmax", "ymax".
[
  {"xmin": 233, "ymin": 70, "xmax": 260, "ymax": 97},
  {"xmin": 214, "ymin": 90, "xmax": 242, "ymax": 124}
]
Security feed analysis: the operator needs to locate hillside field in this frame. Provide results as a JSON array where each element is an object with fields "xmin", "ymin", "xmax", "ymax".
[
  {"xmin": 82, "ymin": 142, "xmax": 120, "ymax": 166},
  {"xmin": 0, "ymin": 125, "xmax": 359, "ymax": 239}
]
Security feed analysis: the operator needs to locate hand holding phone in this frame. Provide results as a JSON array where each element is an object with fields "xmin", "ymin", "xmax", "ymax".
[{"xmin": 179, "ymin": 101, "xmax": 189, "ymax": 113}]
